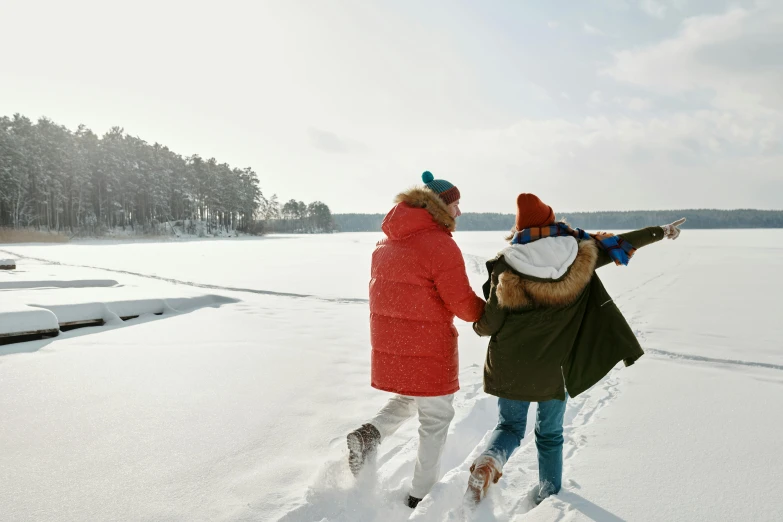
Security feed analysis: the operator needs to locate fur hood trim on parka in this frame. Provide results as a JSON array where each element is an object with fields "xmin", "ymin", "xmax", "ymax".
[{"xmin": 395, "ymin": 187, "xmax": 456, "ymax": 232}]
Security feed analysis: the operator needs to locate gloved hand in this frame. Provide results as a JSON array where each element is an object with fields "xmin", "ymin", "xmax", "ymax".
[{"xmin": 662, "ymin": 218, "xmax": 686, "ymax": 240}]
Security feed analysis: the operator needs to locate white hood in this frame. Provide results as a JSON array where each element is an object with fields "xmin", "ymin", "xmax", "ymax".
[{"xmin": 499, "ymin": 236, "xmax": 579, "ymax": 280}]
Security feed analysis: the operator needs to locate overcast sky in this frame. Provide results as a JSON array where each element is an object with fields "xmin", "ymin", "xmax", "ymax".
[{"xmin": 1, "ymin": 0, "xmax": 781, "ymax": 213}]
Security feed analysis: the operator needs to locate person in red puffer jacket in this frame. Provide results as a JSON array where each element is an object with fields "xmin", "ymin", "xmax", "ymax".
[{"xmin": 347, "ymin": 171, "xmax": 485, "ymax": 509}]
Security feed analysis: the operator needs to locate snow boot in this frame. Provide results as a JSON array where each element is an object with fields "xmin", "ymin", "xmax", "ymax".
[
  {"xmin": 347, "ymin": 423, "xmax": 381, "ymax": 476},
  {"xmin": 535, "ymin": 480, "xmax": 557, "ymax": 505},
  {"xmin": 405, "ymin": 494, "xmax": 422, "ymax": 509},
  {"xmin": 464, "ymin": 455, "xmax": 502, "ymax": 505}
]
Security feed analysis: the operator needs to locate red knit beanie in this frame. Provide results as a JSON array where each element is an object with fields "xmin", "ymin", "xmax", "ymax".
[{"xmin": 515, "ymin": 193, "xmax": 556, "ymax": 230}]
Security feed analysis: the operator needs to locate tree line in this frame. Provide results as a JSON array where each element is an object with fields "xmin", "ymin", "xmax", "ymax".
[
  {"xmin": 0, "ymin": 114, "xmax": 334, "ymax": 236},
  {"xmin": 260, "ymin": 198, "xmax": 335, "ymax": 233},
  {"xmin": 334, "ymin": 209, "xmax": 783, "ymax": 232}
]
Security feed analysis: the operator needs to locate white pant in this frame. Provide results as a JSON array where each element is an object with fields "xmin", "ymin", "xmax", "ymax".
[{"xmin": 369, "ymin": 394, "xmax": 455, "ymax": 498}]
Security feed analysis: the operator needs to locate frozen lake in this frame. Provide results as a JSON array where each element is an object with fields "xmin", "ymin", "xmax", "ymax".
[{"xmin": 0, "ymin": 230, "xmax": 781, "ymax": 521}]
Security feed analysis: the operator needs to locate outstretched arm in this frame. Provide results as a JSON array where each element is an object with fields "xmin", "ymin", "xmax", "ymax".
[{"xmin": 595, "ymin": 218, "xmax": 685, "ymax": 269}]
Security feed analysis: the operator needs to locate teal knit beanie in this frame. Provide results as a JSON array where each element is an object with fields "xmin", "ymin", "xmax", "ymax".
[{"xmin": 421, "ymin": 171, "xmax": 460, "ymax": 205}]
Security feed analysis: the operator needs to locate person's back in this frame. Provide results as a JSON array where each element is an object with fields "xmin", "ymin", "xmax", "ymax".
[
  {"xmin": 466, "ymin": 193, "xmax": 686, "ymax": 506},
  {"xmin": 370, "ymin": 187, "xmax": 483, "ymax": 396},
  {"xmin": 348, "ymin": 172, "xmax": 485, "ymax": 509},
  {"xmin": 480, "ymin": 235, "xmax": 596, "ymax": 402}
]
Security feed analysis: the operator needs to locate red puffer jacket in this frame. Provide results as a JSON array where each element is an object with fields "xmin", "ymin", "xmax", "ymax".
[{"xmin": 370, "ymin": 187, "xmax": 485, "ymax": 397}]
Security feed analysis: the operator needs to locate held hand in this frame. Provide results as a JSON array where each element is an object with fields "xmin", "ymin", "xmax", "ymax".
[{"xmin": 662, "ymin": 218, "xmax": 686, "ymax": 240}]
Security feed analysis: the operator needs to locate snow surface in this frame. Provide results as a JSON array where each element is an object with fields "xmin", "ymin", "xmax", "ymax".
[
  {"xmin": 0, "ymin": 303, "xmax": 58, "ymax": 335},
  {"xmin": 1, "ymin": 231, "xmax": 782, "ymax": 521},
  {"xmin": 29, "ymin": 294, "xmax": 236, "ymax": 324},
  {"xmin": 0, "ymin": 279, "xmax": 118, "ymax": 290}
]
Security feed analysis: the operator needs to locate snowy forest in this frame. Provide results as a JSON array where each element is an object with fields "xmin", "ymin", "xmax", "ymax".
[{"xmin": 0, "ymin": 114, "xmax": 334, "ymax": 235}]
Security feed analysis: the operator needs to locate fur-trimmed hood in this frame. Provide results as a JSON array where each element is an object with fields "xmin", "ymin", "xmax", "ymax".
[
  {"xmin": 496, "ymin": 239, "xmax": 599, "ymax": 309},
  {"xmin": 395, "ymin": 187, "xmax": 455, "ymax": 231},
  {"xmin": 381, "ymin": 187, "xmax": 455, "ymax": 240}
]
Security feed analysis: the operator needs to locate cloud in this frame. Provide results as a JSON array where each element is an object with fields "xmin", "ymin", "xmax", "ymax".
[
  {"xmin": 307, "ymin": 128, "xmax": 367, "ymax": 154},
  {"xmin": 589, "ymin": 91, "xmax": 652, "ymax": 111},
  {"xmin": 618, "ymin": 97, "xmax": 653, "ymax": 111},
  {"xmin": 293, "ymin": 3, "xmax": 783, "ymax": 212},
  {"xmin": 604, "ymin": 0, "xmax": 631, "ymax": 11},
  {"xmin": 417, "ymin": 106, "xmax": 783, "ymax": 212},
  {"xmin": 583, "ymin": 22, "xmax": 607, "ymax": 36},
  {"xmin": 605, "ymin": 6, "xmax": 783, "ymax": 113},
  {"xmin": 589, "ymin": 91, "xmax": 604, "ymax": 107},
  {"xmin": 362, "ymin": 2, "xmax": 783, "ymax": 211},
  {"xmin": 639, "ymin": 0, "xmax": 667, "ymax": 18}
]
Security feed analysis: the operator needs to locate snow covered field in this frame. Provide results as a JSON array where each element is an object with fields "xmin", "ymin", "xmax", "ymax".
[{"xmin": 1, "ymin": 230, "xmax": 781, "ymax": 521}]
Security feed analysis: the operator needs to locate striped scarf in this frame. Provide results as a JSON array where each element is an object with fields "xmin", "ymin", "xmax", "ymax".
[{"xmin": 511, "ymin": 223, "xmax": 636, "ymax": 266}]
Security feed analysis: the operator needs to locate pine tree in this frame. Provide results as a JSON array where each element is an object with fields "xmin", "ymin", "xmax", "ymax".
[{"xmin": 0, "ymin": 113, "xmax": 341, "ymax": 236}]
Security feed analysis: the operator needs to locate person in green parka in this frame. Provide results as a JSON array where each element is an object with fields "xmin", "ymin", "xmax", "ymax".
[{"xmin": 465, "ymin": 193, "xmax": 686, "ymax": 506}]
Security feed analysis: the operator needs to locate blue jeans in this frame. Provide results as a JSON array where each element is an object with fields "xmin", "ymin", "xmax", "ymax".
[{"xmin": 481, "ymin": 396, "xmax": 568, "ymax": 499}]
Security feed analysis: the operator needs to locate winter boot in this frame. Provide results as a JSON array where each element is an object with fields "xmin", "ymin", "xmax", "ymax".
[
  {"xmin": 405, "ymin": 494, "xmax": 422, "ymax": 509},
  {"xmin": 464, "ymin": 455, "xmax": 502, "ymax": 505},
  {"xmin": 535, "ymin": 480, "xmax": 557, "ymax": 505},
  {"xmin": 347, "ymin": 423, "xmax": 381, "ymax": 476}
]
